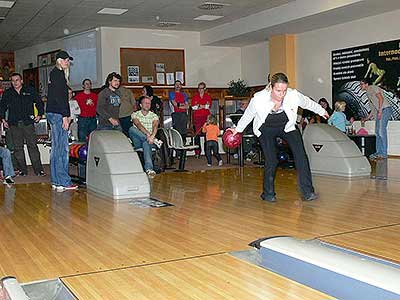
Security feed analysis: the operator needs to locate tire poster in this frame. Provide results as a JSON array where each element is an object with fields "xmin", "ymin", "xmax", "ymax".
[{"xmin": 332, "ymin": 39, "xmax": 400, "ymax": 120}]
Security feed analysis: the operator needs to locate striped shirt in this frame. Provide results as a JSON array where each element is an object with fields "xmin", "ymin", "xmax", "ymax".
[{"xmin": 132, "ymin": 110, "xmax": 159, "ymax": 132}]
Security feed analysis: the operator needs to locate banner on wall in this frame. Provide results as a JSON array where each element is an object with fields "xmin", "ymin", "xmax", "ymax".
[{"xmin": 331, "ymin": 39, "xmax": 400, "ymax": 120}]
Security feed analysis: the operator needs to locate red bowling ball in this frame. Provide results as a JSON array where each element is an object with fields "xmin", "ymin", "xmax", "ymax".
[{"xmin": 222, "ymin": 130, "xmax": 242, "ymax": 149}]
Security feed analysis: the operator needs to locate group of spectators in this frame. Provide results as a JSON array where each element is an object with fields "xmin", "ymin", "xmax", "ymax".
[{"xmin": 300, "ymin": 78, "xmax": 391, "ymax": 160}]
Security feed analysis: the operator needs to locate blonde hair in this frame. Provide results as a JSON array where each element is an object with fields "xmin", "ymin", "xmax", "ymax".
[
  {"xmin": 207, "ymin": 114, "xmax": 217, "ymax": 125},
  {"xmin": 334, "ymin": 101, "xmax": 346, "ymax": 112},
  {"xmin": 56, "ymin": 58, "xmax": 70, "ymax": 84}
]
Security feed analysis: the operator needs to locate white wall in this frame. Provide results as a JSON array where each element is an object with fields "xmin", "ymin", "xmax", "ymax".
[
  {"xmin": 100, "ymin": 27, "xmax": 241, "ymax": 87},
  {"xmin": 241, "ymin": 41, "xmax": 269, "ymax": 87},
  {"xmin": 296, "ymin": 9, "xmax": 400, "ymax": 155},
  {"xmin": 15, "ymin": 39, "xmax": 62, "ymax": 72},
  {"xmin": 296, "ymin": 9, "xmax": 400, "ymax": 102},
  {"xmin": 15, "ymin": 29, "xmax": 102, "ymax": 90}
]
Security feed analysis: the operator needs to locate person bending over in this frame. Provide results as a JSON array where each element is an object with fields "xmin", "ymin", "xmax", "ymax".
[{"xmin": 230, "ymin": 73, "xmax": 329, "ymax": 202}]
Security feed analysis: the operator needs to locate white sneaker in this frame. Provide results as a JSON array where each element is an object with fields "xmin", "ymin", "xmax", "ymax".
[
  {"xmin": 207, "ymin": 164, "xmax": 212, "ymax": 167},
  {"xmin": 153, "ymin": 138, "xmax": 163, "ymax": 148},
  {"xmin": 3, "ymin": 176, "xmax": 14, "ymax": 185},
  {"xmin": 146, "ymin": 169, "xmax": 156, "ymax": 176},
  {"xmin": 51, "ymin": 184, "xmax": 58, "ymax": 190},
  {"xmin": 218, "ymin": 160, "xmax": 223, "ymax": 166},
  {"xmin": 56, "ymin": 184, "xmax": 78, "ymax": 192}
]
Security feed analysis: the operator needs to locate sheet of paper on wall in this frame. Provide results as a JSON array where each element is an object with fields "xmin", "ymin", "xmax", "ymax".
[
  {"xmin": 142, "ymin": 76, "xmax": 154, "ymax": 83},
  {"xmin": 155, "ymin": 63, "xmax": 165, "ymax": 73},
  {"xmin": 127, "ymin": 65, "xmax": 140, "ymax": 83},
  {"xmin": 175, "ymin": 71, "xmax": 184, "ymax": 84},
  {"xmin": 166, "ymin": 73, "xmax": 175, "ymax": 85},
  {"xmin": 156, "ymin": 73, "xmax": 165, "ymax": 85}
]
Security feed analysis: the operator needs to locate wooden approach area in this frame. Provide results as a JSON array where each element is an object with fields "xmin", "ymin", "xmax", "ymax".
[{"xmin": 0, "ymin": 159, "xmax": 399, "ymax": 299}]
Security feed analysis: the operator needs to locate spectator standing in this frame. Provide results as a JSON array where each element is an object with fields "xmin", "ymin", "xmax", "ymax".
[
  {"xmin": 0, "ymin": 72, "xmax": 46, "ymax": 176},
  {"xmin": 191, "ymin": 82, "xmax": 212, "ymax": 158},
  {"xmin": 360, "ymin": 78, "xmax": 392, "ymax": 159},
  {"xmin": 202, "ymin": 115, "xmax": 222, "ymax": 167},
  {"xmin": 46, "ymin": 50, "xmax": 78, "ymax": 191},
  {"xmin": 97, "ymin": 72, "xmax": 122, "ymax": 131},
  {"xmin": 118, "ymin": 86, "xmax": 136, "ymax": 136},
  {"xmin": 74, "ymin": 78, "xmax": 98, "ymax": 142},
  {"xmin": 169, "ymin": 80, "xmax": 188, "ymax": 140}
]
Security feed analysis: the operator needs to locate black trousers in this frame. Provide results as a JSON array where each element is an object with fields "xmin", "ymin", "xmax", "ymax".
[
  {"xmin": 171, "ymin": 112, "xmax": 187, "ymax": 140},
  {"xmin": 258, "ymin": 124, "xmax": 314, "ymax": 199},
  {"xmin": 205, "ymin": 140, "xmax": 221, "ymax": 164},
  {"xmin": 9, "ymin": 123, "xmax": 43, "ymax": 174}
]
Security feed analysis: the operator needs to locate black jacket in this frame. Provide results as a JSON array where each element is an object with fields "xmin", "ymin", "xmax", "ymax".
[
  {"xmin": 0, "ymin": 85, "xmax": 44, "ymax": 126},
  {"xmin": 46, "ymin": 67, "xmax": 70, "ymax": 117}
]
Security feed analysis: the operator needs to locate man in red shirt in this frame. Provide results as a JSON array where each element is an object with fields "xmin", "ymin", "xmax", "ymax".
[
  {"xmin": 191, "ymin": 82, "xmax": 212, "ymax": 157},
  {"xmin": 169, "ymin": 80, "xmax": 189, "ymax": 140},
  {"xmin": 74, "ymin": 78, "xmax": 98, "ymax": 141}
]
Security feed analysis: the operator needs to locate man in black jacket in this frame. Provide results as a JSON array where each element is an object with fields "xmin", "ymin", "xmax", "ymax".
[{"xmin": 0, "ymin": 72, "xmax": 45, "ymax": 176}]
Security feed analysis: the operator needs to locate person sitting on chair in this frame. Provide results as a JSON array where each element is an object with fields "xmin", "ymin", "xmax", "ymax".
[
  {"xmin": 128, "ymin": 96, "xmax": 162, "ymax": 177},
  {"xmin": 0, "ymin": 146, "xmax": 15, "ymax": 185}
]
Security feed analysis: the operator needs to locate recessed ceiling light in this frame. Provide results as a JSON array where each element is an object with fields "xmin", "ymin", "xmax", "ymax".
[
  {"xmin": 97, "ymin": 8, "xmax": 128, "ymax": 15},
  {"xmin": 156, "ymin": 21, "xmax": 181, "ymax": 28},
  {"xmin": 198, "ymin": 2, "xmax": 230, "ymax": 10},
  {"xmin": 0, "ymin": 1, "xmax": 15, "ymax": 8},
  {"xmin": 194, "ymin": 15, "xmax": 224, "ymax": 21}
]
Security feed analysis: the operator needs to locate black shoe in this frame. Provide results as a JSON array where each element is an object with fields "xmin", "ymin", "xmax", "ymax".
[
  {"xmin": 260, "ymin": 192, "xmax": 276, "ymax": 202},
  {"xmin": 304, "ymin": 192, "xmax": 319, "ymax": 201},
  {"xmin": 37, "ymin": 171, "xmax": 46, "ymax": 177},
  {"xmin": 18, "ymin": 171, "xmax": 27, "ymax": 177}
]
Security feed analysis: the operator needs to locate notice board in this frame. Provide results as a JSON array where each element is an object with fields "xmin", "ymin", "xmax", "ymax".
[{"xmin": 120, "ymin": 48, "xmax": 185, "ymax": 86}]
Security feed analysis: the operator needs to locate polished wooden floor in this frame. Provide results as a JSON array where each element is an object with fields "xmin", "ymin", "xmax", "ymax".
[{"xmin": 1, "ymin": 159, "xmax": 400, "ymax": 299}]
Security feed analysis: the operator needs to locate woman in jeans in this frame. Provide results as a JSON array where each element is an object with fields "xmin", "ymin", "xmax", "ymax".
[{"xmin": 46, "ymin": 50, "xmax": 78, "ymax": 191}]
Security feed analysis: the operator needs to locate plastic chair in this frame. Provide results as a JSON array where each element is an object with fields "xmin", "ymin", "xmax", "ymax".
[{"xmin": 169, "ymin": 128, "xmax": 198, "ymax": 171}]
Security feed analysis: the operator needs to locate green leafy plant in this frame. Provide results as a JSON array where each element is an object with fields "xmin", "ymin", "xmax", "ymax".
[{"xmin": 227, "ymin": 79, "xmax": 250, "ymax": 97}]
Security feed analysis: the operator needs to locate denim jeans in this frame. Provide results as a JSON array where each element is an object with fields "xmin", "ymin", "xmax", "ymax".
[
  {"xmin": 0, "ymin": 147, "xmax": 15, "ymax": 178},
  {"xmin": 375, "ymin": 106, "xmax": 392, "ymax": 157},
  {"xmin": 205, "ymin": 140, "xmax": 221, "ymax": 164},
  {"xmin": 78, "ymin": 116, "xmax": 97, "ymax": 142},
  {"xmin": 128, "ymin": 126, "xmax": 153, "ymax": 171},
  {"xmin": 47, "ymin": 112, "xmax": 72, "ymax": 187}
]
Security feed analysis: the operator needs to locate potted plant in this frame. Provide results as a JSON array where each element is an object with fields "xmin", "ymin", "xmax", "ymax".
[{"xmin": 227, "ymin": 79, "xmax": 250, "ymax": 97}]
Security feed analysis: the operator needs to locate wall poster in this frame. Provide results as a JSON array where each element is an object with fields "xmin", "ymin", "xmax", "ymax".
[{"xmin": 332, "ymin": 39, "xmax": 400, "ymax": 120}]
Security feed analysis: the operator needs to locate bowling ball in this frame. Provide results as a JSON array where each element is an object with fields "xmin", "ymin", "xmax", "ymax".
[
  {"xmin": 78, "ymin": 145, "xmax": 88, "ymax": 160},
  {"xmin": 69, "ymin": 145, "xmax": 76, "ymax": 157},
  {"xmin": 222, "ymin": 130, "xmax": 242, "ymax": 149},
  {"xmin": 74, "ymin": 144, "xmax": 82, "ymax": 158}
]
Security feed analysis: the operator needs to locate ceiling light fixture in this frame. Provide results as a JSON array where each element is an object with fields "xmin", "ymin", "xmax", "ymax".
[
  {"xmin": 97, "ymin": 8, "xmax": 128, "ymax": 15},
  {"xmin": 194, "ymin": 15, "xmax": 224, "ymax": 21},
  {"xmin": 0, "ymin": 1, "xmax": 15, "ymax": 8},
  {"xmin": 156, "ymin": 21, "xmax": 181, "ymax": 28},
  {"xmin": 198, "ymin": 2, "xmax": 230, "ymax": 10}
]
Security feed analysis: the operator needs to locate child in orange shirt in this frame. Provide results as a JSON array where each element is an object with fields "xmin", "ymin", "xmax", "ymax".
[{"xmin": 202, "ymin": 115, "xmax": 222, "ymax": 167}]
